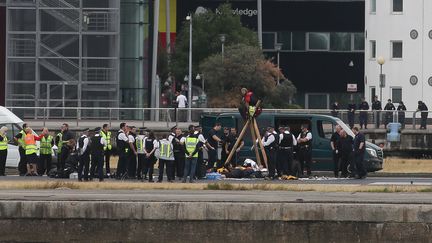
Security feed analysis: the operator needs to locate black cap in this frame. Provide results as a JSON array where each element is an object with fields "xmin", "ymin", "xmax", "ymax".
[
  {"xmin": 82, "ymin": 128, "xmax": 90, "ymax": 132},
  {"xmin": 400, "ymin": 101, "xmax": 404, "ymax": 104},
  {"xmin": 94, "ymin": 127, "xmax": 101, "ymax": 132},
  {"xmin": 388, "ymin": 99, "xmax": 392, "ymax": 102},
  {"xmin": 139, "ymin": 127, "xmax": 147, "ymax": 130},
  {"xmin": 170, "ymin": 125, "xmax": 177, "ymax": 131},
  {"xmin": 194, "ymin": 125, "xmax": 202, "ymax": 129},
  {"xmin": 418, "ymin": 101, "xmax": 422, "ymax": 104},
  {"xmin": 267, "ymin": 126, "xmax": 274, "ymax": 130},
  {"xmin": 188, "ymin": 124, "xmax": 195, "ymax": 130}
]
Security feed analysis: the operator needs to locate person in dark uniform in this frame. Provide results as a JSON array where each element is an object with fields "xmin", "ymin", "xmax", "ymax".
[
  {"xmin": 143, "ymin": 131, "xmax": 157, "ymax": 182},
  {"xmin": 127, "ymin": 126, "xmax": 138, "ymax": 178},
  {"xmin": 352, "ymin": 127, "xmax": 366, "ymax": 179},
  {"xmin": 384, "ymin": 99, "xmax": 396, "ymax": 127},
  {"xmin": 220, "ymin": 127, "xmax": 230, "ymax": 165},
  {"xmin": 225, "ymin": 127, "xmax": 244, "ymax": 167},
  {"xmin": 262, "ymin": 126, "xmax": 278, "ymax": 179},
  {"xmin": 55, "ymin": 123, "xmax": 75, "ymax": 174},
  {"xmin": 115, "ymin": 123, "xmax": 130, "ymax": 179},
  {"xmin": 14, "ymin": 123, "xmax": 28, "ymax": 176},
  {"xmin": 330, "ymin": 125, "xmax": 342, "ymax": 178},
  {"xmin": 372, "ymin": 96, "xmax": 382, "ymax": 128},
  {"xmin": 397, "ymin": 101, "xmax": 407, "ymax": 129},
  {"xmin": 347, "ymin": 100, "xmax": 356, "ymax": 129},
  {"xmin": 337, "ymin": 129, "xmax": 353, "ymax": 178},
  {"xmin": 194, "ymin": 125, "xmax": 208, "ymax": 178},
  {"xmin": 331, "ymin": 101, "xmax": 340, "ymax": 118},
  {"xmin": 77, "ymin": 128, "xmax": 90, "ymax": 181},
  {"xmin": 173, "ymin": 128, "xmax": 185, "ymax": 180},
  {"xmin": 206, "ymin": 123, "xmax": 222, "ymax": 170},
  {"xmin": 90, "ymin": 127, "xmax": 107, "ymax": 182},
  {"xmin": 417, "ymin": 101, "xmax": 428, "ymax": 129},
  {"xmin": 297, "ymin": 124, "xmax": 313, "ymax": 177},
  {"xmin": 278, "ymin": 126, "xmax": 296, "ymax": 177},
  {"xmin": 358, "ymin": 97, "xmax": 369, "ymax": 129}
]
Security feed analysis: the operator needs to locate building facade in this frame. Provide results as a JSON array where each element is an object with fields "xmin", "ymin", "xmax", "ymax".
[
  {"xmin": 365, "ymin": 0, "xmax": 432, "ymax": 110},
  {"xmin": 0, "ymin": 0, "xmax": 152, "ymax": 118}
]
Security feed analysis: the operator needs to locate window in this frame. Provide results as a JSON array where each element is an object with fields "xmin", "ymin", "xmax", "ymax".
[
  {"xmin": 393, "ymin": 0, "xmax": 403, "ymax": 13},
  {"xmin": 330, "ymin": 33, "xmax": 351, "ymax": 51},
  {"xmin": 292, "ymin": 32, "xmax": 306, "ymax": 51},
  {"xmin": 391, "ymin": 88, "xmax": 402, "ymax": 103},
  {"xmin": 277, "ymin": 32, "xmax": 292, "ymax": 50},
  {"xmin": 370, "ymin": 0, "xmax": 376, "ymax": 13},
  {"xmin": 370, "ymin": 40, "xmax": 376, "ymax": 58},
  {"xmin": 262, "ymin": 32, "xmax": 276, "ymax": 50},
  {"xmin": 317, "ymin": 120, "xmax": 335, "ymax": 140},
  {"xmin": 308, "ymin": 32, "xmax": 329, "ymax": 51},
  {"xmin": 391, "ymin": 41, "xmax": 403, "ymax": 58},
  {"xmin": 370, "ymin": 87, "xmax": 376, "ymax": 103},
  {"xmin": 353, "ymin": 33, "xmax": 365, "ymax": 51}
]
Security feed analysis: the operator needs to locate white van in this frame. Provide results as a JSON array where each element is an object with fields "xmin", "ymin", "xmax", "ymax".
[{"xmin": 0, "ymin": 106, "xmax": 27, "ymax": 167}]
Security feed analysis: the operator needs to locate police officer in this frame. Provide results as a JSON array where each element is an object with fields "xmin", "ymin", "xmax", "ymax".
[
  {"xmin": 278, "ymin": 126, "xmax": 296, "ymax": 177},
  {"xmin": 384, "ymin": 99, "xmax": 396, "ymax": 127},
  {"xmin": 337, "ymin": 129, "xmax": 353, "ymax": 178},
  {"xmin": 194, "ymin": 125, "xmax": 208, "ymax": 178},
  {"xmin": 358, "ymin": 97, "xmax": 369, "ymax": 129},
  {"xmin": 136, "ymin": 128, "xmax": 147, "ymax": 180},
  {"xmin": 347, "ymin": 100, "xmax": 356, "ymax": 129},
  {"xmin": 173, "ymin": 128, "xmax": 185, "ymax": 180},
  {"xmin": 55, "ymin": 123, "xmax": 74, "ymax": 173},
  {"xmin": 0, "ymin": 126, "xmax": 8, "ymax": 176},
  {"xmin": 38, "ymin": 128, "xmax": 54, "ymax": 176},
  {"xmin": 181, "ymin": 128, "xmax": 202, "ymax": 183},
  {"xmin": 116, "ymin": 123, "xmax": 130, "ymax": 179},
  {"xmin": 397, "ymin": 101, "xmax": 407, "ymax": 129},
  {"xmin": 330, "ymin": 125, "xmax": 342, "ymax": 178},
  {"xmin": 100, "ymin": 124, "xmax": 112, "ymax": 177},
  {"xmin": 297, "ymin": 124, "xmax": 313, "ymax": 177},
  {"xmin": 352, "ymin": 127, "xmax": 366, "ymax": 179},
  {"xmin": 143, "ymin": 131, "xmax": 157, "ymax": 182},
  {"xmin": 77, "ymin": 128, "xmax": 90, "ymax": 181},
  {"xmin": 156, "ymin": 133, "xmax": 175, "ymax": 183},
  {"xmin": 262, "ymin": 126, "xmax": 278, "ymax": 179},
  {"xmin": 127, "ymin": 126, "xmax": 138, "ymax": 178},
  {"xmin": 417, "ymin": 101, "xmax": 428, "ymax": 129},
  {"xmin": 90, "ymin": 127, "xmax": 107, "ymax": 182},
  {"xmin": 372, "ymin": 95, "xmax": 382, "ymax": 128},
  {"xmin": 14, "ymin": 123, "xmax": 27, "ymax": 176}
]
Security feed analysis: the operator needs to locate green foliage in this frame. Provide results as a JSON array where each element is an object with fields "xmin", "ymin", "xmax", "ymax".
[{"xmin": 171, "ymin": 3, "xmax": 259, "ymax": 80}]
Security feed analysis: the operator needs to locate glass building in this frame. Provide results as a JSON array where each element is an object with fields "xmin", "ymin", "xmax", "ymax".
[{"xmin": 2, "ymin": 0, "xmax": 151, "ymax": 118}]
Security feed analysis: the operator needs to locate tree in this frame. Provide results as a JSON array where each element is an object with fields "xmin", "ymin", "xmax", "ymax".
[
  {"xmin": 200, "ymin": 44, "xmax": 296, "ymax": 108},
  {"xmin": 171, "ymin": 4, "xmax": 258, "ymax": 81}
]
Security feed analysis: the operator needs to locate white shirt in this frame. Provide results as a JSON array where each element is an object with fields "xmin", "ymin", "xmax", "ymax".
[
  {"xmin": 262, "ymin": 131, "xmax": 277, "ymax": 146},
  {"xmin": 176, "ymin": 94, "xmax": 187, "ymax": 108},
  {"xmin": 76, "ymin": 135, "xmax": 89, "ymax": 154},
  {"xmin": 128, "ymin": 134, "xmax": 135, "ymax": 144},
  {"xmin": 279, "ymin": 131, "xmax": 297, "ymax": 146},
  {"xmin": 297, "ymin": 131, "xmax": 312, "ymax": 141},
  {"xmin": 192, "ymin": 131, "xmax": 207, "ymax": 143},
  {"xmin": 168, "ymin": 133, "xmax": 175, "ymax": 143},
  {"xmin": 94, "ymin": 134, "xmax": 108, "ymax": 146},
  {"xmin": 117, "ymin": 130, "xmax": 129, "ymax": 142}
]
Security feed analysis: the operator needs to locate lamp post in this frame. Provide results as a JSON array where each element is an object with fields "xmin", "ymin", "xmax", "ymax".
[
  {"xmin": 186, "ymin": 14, "xmax": 192, "ymax": 122},
  {"xmin": 377, "ymin": 56, "xmax": 385, "ymax": 103},
  {"xmin": 219, "ymin": 34, "xmax": 226, "ymax": 59},
  {"xmin": 275, "ymin": 43, "xmax": 282, "ymax": 85},
  {"xmin": 196, "ymin": 73, "xmax": 204, "ymax": 92}
]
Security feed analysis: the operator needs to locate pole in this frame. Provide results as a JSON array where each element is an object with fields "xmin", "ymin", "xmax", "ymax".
[
  {"xmin": 257, "ymin": 0, "xmax": 263, "ymax": 48},
  {"xmin": 151, "ymin": 0, "xmax": 160, "ymax": 120},
  {"xmin": 188, "ymin": 15, "xmax": 193, "ymax": 122},
  {"xmin": 155, "ymin": 75, "xmax": 160, "ymax": 121},
  {"xmin": 379, "ymin": 64, "xmax": 382, "ymax": 104},
  {"xmin": 277, "ymin": 50, "xmax": 280, "ymax": 85},
  {"xmin": 165, "ymin": 0, "xmax": 171, "ymax": 57}
]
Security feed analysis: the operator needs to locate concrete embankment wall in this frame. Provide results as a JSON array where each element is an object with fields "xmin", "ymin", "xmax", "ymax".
[{"xmin": 0, "ymin": 201, "xmax": 431, "ymax": 242}]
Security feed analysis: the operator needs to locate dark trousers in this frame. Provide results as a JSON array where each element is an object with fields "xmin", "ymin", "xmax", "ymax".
[
  {"xmin": 348, "ymin": 112, "xmax": 355, "ymax": 128},
  {"xmin": 385, "ymin": 112, "xmax": 393, "ymax": 126},
  {"xmin": 266, "ymin": 148, "xmax": 276, "ymax": 177},
  {"xmin": 207, "ymin": 149, "xmax": 217, "ymax": 169},
  {"xmin": 354, "ymin": 152, "xmax": 366, "ymax": 177},
  {"xmin": 18, "ymin": 147, "xmax": 27, "ymax": 175},
  {"xmin": 184, "ymin": 157, "xmax": 197, "ymax": 181},
  {"xmin": 278, "ymin": 148, "xmax": 293, "ymax": 176},
  {"xmin": 332, "ymin": 152, "xmax": 340, "ymax": 177},
  {"xmin": 174, "ymin": 152, "xmax": 185, "ymax": 178},
  {"xmin": 90, "ymin": 153, "xmax": 104, "ymax": 180},
  {"xmin": 137, "ymin": 154, "xmax": 145, "ymax": 179},
  {"xmin": 116, "ymin": 153, "xmax": 129, "ymax": 177},
  {"xmin": 38, "ymin": 154, "xmax": 52, "ymax": 175},
  {"xmin": 77, "ymin": 154, "xmax": 90, "ymax": 180},
  {"xmin": 374, "ymin": 111, "xmax": 381, "ymax": 128},
  {"xmin": 421, "ymin": 113, "xmax": 428, "ymax": 129},
  {"xmin": 128, "ymin": 154, "xmax": 137, "ymax": 178},
  {"xmin": 359, "ymin": 112, "xmax": 368, "ymax": 129},
  {"xmin": 228, "ymin": 150, "xmax": 239, "ymax": 167},
  {"xmin": 158, "ymin": 159, "xmax": 174, "ymax": 182},
  {"xmin": 298, "ymin": 147, "xmax": 312, "ymax": 176},
  {"xmin": 0, "ymin": 150, "xmax": 7, "ymax": 176},
  {"xmin": 143, "ymin": 156, "xmax": 155, "ymax": 181},
  {"xmin": 339, "ymin": 152, "xmax": 351, "ymax": 177},
  {"xmin": 399, "ymin": 113, "xmax": 405, "ymax": 128},
  {"xmin": 104, "ymin": 151, "xmax": 111, "ymax": 174}
]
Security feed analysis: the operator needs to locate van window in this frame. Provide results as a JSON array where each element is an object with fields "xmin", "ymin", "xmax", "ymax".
[
  {"xmin": 317, "ymin": 120, "xmax": 335, "ymax": 140},
  {"xmin": 275, "ymin": 118, "xmax": 311, "ymax": 137},
  {"xmin": 0, "ymin": 123, "xmax": 21, "ymax": 144}
]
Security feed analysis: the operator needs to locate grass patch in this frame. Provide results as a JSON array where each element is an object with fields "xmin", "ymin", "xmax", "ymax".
[{"xmin": 381, "ymin": 157, "xmax": 432, "ymax": 173}]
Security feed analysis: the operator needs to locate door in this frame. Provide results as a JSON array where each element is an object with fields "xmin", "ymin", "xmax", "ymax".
[{"xmin": 312, "ymin": 119, "xmax": 335, "ymax": 171}]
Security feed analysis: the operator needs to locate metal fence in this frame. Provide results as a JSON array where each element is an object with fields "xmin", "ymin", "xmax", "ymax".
[{"xmin": 5, "ymin": 106, "xmax": 432, "ymax": 129}]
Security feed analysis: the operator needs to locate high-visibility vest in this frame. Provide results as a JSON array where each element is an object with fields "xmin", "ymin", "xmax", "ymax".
[
  {"xmin": 17, "ymin": 130, "xmax": 25, "ymax": 147},
  {"xmin": 56, "ymin": 133, "xmax": 63, "ymax": 154},
  {"xmin": 185, "ymin": 137, "xmax": 199, "ymax": 158},
  {"xmin": 158, "ymin": 139, "xmax": 174, "ymax": 160},
  {"xmin": 0, "ymin": 135, "xmax": 8, "ymax": 151},
  {"xmin": 135, "ymin": 136, "xmax": 145, "ymax": 154},
  {"xmin": 40, "ymin": 135, "xmax": 53, "ymax": 155},
  {"xmin": 100, "ymin": 131, "xmax": 112, "ymax": 151},
  {"xmin": 24, "ymin": 134, "xmax": 37, "ymax": 155}
]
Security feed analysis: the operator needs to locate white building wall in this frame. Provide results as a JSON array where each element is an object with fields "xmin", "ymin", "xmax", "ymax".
[{"xmin": 365, "ymin": 0, "xmax": 432, "ymax": 110}]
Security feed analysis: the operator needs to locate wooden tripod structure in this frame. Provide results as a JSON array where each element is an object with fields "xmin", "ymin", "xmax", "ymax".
[{"xmin": 224, "ymin": 100, "xmax": 268, "ymax": 168}]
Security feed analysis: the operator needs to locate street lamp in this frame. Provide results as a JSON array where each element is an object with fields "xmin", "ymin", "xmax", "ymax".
[
  {"xmin": 219, "ymin": 34, "xmax": 226, "ymax": 59},
  {"xmin": 275, "ymin": 43, "xmax": 283, "ymax": 85},
  {"xmin": 186, "ymin": 14, "xmax": 193, "ymax": 122},
  {"xmin": 377, "ymin": 56, "xmax": 385, "ymax": 103},
  {"xmin": 196, "ymin": 73, "xmax": 204, "ymax": 93}
]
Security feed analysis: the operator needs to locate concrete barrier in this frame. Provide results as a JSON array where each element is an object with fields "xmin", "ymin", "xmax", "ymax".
[{"xmin": 0, "ymin": 201, "xmax": 431, "ymax": 242}]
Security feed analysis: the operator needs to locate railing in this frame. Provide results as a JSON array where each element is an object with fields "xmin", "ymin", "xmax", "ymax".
[
  {"xmin": 4, "ymin": 107, "xmax": 432, "ymax": 130},
  {"xmin": 40, "ymin": 0, "xmax": 79, "ymax": 8},
  {"xmin": 39, "ymin": 1, "xmax": 80, "ymax": 30},
  {"xmin": 83, "ymin": 11, "xmax": 118, "ymax": 32},
  {"xmin": 8, "ymin": 38, "xmax": 36, "ymax": 57},
  {"xmin": 39, "ymin": 58, "xmax": 79, "ymax": 81}
]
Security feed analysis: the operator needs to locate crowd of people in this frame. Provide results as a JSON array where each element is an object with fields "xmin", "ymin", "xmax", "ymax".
[{"xmin": 331, "ymin": 96, "xmax": 428, "ymax": 129}]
